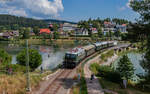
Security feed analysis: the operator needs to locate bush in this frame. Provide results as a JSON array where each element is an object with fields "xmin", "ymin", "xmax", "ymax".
[
  {"xmin": 7, "ymin": 64, "xmax": 26, "ymax": 73},
  {"xmin": 101, "ymin": 54, "xmax": 108, "ymax": 61},
  {"xmin": 98, "ymin": 66, "xmax": 121, "ymax": 83},
  {"xmin": 100, "ymin": 50, "xmax": 114, "ymax": 61},
  {"xmin": 90, "ymin": 63, "xmax": 100, "ymax": 74},
  {"xmin": 90, "ymin": 63, "xmax": 121, "ymax": 83},
  {"xmin": 17, "ymin": 49, "xmax": 42, "ymax": 70}
]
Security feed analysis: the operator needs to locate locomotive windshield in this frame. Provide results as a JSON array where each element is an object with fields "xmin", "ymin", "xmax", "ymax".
[{"xmin": 65, "ymin": 53, "xmax": 76, "ymax": 60}]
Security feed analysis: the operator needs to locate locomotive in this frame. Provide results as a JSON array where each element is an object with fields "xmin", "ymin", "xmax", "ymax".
[{"xmin": 63, "ymin": 41, "xmax": 117, "ymax": 68}]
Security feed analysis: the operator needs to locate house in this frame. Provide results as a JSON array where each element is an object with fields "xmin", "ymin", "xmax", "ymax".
[
  {"xmin": 0, "ymin": 30, "xmax": 19, "ymax": 39},
  {"xmin": 0, "ymin": 33, "xmax": 3, "ymax": 37},
  {"xmin": 75, "ymin": 28, "xmax": 89, "ymax": 36},
  {"xmin": 103, "ymin": 21, "xmax": 116, "ymax": 33},
  {"xmin": 116, "ymin": 24, "xmax": 127, "ymax": 33},
  {"xmin": 102, "ymin": 21, "xmax": 127, "ymax": 35},
  {"xmin": 12, "ymin": 30, "xmax": 19, "ymax": 37},
  {"xmin": 39, "ymin": 29, "xmax": 51, "ymax": 34},
  {"xmin": 63, "ymin": 23, "xmax": 77, "ymax": 32},
  {"xmin": 91, "ymin": 28, "xmax": 98, "ymax": 34},
  {"xmin": 2, "ymin": 32, "xmax": 12, "ymax": 39}
]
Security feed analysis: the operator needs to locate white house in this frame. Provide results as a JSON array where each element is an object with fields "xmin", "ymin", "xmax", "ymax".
[{"xmin": 63, "ymin": 23, "xmax": 77, "ymax": 32}]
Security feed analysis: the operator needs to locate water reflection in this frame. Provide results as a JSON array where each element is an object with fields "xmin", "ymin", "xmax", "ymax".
[{"xmin": 0, "ymin": 43, "xmax": 76, "ymax": 70}]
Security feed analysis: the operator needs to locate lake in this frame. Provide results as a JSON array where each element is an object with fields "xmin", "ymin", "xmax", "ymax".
[{"xmin": 0, "ymin": 42, "xmax": 80, "ymax": 70}]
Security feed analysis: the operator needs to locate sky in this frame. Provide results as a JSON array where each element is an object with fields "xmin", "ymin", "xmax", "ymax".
[{"xmin": 0, "ymin": 0, "xmax": 139, "ymax": 22}]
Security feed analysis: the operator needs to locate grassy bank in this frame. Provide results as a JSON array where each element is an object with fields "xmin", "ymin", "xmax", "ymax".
[
  {"xmin": 99, "ymin": 78, "xmax": 149, "ymax": 94},
  {"xmin": 100, "ymin": 49, "xmax": 114, "ymax": 62},
  {"xmin": 0, "ymin": 70, "xmax": 51, "ymax": 94}
]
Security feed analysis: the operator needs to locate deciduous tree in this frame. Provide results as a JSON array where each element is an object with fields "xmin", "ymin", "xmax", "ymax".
[{"xmin": 17, "ymin": 49, "xmax": 42, "ymax": 70}]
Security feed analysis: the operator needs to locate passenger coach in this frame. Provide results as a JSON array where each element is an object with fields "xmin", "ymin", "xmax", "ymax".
[{"xmin": 63, "ymin": 41, "xmax": 117, "ymax": 68}]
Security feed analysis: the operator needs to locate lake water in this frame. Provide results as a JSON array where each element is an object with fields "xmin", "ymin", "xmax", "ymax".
[{"xmin": 0, "ymin": 42, "xmax": 79, "ymax": 70}]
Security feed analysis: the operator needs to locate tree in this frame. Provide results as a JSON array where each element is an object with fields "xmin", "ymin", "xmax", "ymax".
[
  {"xmin": 105, "ymin": 32, "xmax": 109, "ymax": 38},
  {"xmin": 117, "ymin": 55, "xmax": 134, "ymax": 80},
  {"xmin": 0, "ymin": 49, "xmax": 12, "ymax": 65},
  {"xmin": 53, "ymin": 31, "xmax": 59, "ymax": 40},
  {"xmin": 49, "ymin": 33, "xmax": 53, "ymax": 43},
  {"xmin": 104, "ymin": 18, "xmax": 111, "ymax": 22},
  {"xmin": 121, "ymin": 33, "xmax": 128, "ymax": 41},
  {"xmin": 114, "ymin": 30, "xmax": 121, "ymax": 38},
  {"xmin": 141, "ymin": 36, "xmax": 150, "ymax": 73},
  {"xmin": 0, "ymin": 14, "xmax": 47, "ymax": 29},
  {"xmin": 130, "ymin": 0, "xmax": 150, "ymax": 23},
  {"xmin": 109, "ymin": 30, "xmax": 113, "ymax": 39},
  {"xmin": 33, "ymin": 26, "xmax": 40, "ymax": 35},
  {"xmin": 129, "ymin": 0, "xmax": 150, "ymax": 41},
  {"xmin": 17, "ymin": 49, "xmax": 42, "ymax": 70},
  {"xmin": 22, "ymin": 28, "xmax": 30, "ymax": 39},
  {"xmin": 98, "ymin": 28, "xmax": 104, "ymax": 38},
  {"xmin": 130, "ymin": 0, "xmax": 150, "ymax": 75},
  {"xmin": 52, "ymin": 24, "xmax": 59, "ymax": 31},
  {"xmin": 12, "ymin": 24, "xmax": 19, "ymax": 30}
]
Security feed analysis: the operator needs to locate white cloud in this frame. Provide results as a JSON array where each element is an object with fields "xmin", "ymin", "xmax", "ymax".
[
  {"xmin": 0, "ymin": 0, "xmax": 64, "ymax": 18},
  {"xmin": 9, "ymin": 9, "xmax": 28, "ymax": 17}
]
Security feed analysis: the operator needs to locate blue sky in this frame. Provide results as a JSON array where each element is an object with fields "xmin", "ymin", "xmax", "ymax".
[
  {"xmin": 0, "ymin": 0, "xmax": 139, "ymax": 22},
  {"xmin": 61, "ymin": 0, "xmax": 139, "ymax": 22}
]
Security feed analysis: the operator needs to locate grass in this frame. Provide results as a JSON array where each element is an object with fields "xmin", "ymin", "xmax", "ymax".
[
  {"xmin": 0, "ymin": 70, "xmax": 51, "ymax": 94},
  {"xmin": 100, "ymin": 50, "xmax": 114, "ymax": 62},
  {"xmin": 0, "ymin": 73, "xmax": 26, "ymax": 94},
  {"xmin": 90, "ymin": 63, "xmax": 100, "ymax": 74},
  {"xmin": 99, "ymin": 78, "xmax": 150, "ymax": 94},
  {"xmin": 71, "ymin": 67, "xmax": 88, "ymax": 94},
  {"xmin": 72, "ymin": 86, "xmax": 80, "ymax": 94}
]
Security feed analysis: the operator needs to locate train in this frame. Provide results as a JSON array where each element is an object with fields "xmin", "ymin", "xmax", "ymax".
[{"xmin": 63, "ymin": 41, "xmax": 118, "ymax": 68}]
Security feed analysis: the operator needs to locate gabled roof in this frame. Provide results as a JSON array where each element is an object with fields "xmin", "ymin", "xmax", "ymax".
[
  {"xmin": 40, "ymin": 29, "xmax": 51, "ymax": 34},
  {"xmin": 122, "ymin": 24, "xmax": 127, "ymax": 26}
]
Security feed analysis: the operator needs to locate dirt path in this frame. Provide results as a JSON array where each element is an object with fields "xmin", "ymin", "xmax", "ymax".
[
  {"xmin": 84, "ymin": 55, "xmax": 104, "ymax": 94},
  {"xmin": 84, "ymin": 52, "xmax": 118, "ymax": 94}
]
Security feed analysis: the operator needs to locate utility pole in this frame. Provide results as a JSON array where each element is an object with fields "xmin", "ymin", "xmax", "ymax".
[{"xmin": 26, "ymin": 40, "xmax": 31, "ymax": 92}]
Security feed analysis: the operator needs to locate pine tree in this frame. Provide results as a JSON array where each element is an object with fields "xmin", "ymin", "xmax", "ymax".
[{"xmin": 117, "ymin": 55, "xmax": 134, "ymax": 80}]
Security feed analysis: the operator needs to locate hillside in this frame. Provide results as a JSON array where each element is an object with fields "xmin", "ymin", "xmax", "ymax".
[
  {"xmin": 0, "ymin": 14, "xmax": 77, "ymax": 30},
  {"xmin": 0, "ymin": 15, "xmax": 48, "ymax": 29}
]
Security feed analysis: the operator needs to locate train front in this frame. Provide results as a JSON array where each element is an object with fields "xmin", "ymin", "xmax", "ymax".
[{"xmin": 63, "ymin": 51, "xmax": 77, "ymax": 68}]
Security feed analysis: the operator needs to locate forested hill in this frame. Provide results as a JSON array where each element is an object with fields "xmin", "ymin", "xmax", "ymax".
[
  {"xmin": 0, "ymin": 14, "xmax": 77, "ymax": 30},
  {"xmin": 44, "ymin": 19, "xmax": 77, "ymax": 24},
  {"xmin": 0, "ymin": 15, "xmax": 48, "ymax": 29}
]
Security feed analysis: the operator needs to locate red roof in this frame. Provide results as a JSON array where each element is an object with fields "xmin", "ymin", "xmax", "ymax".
[
  {"xmin": 91, "ymin": 28, "xmax": 97, "ymax": 31},
  {"xmin": 40, "ymin": 29, "xmax": 51, "ymax": 34},
  {"xmin": 122, "ymin": 24, "xmax": 127, "ymax": 26}
]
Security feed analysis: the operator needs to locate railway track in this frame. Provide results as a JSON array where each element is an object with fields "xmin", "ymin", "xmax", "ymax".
[
  {"xmin": 32, "ymin": 44, "xmax": 129, "ymax": 94},
  {"xmin": 38, "ymin": 50, "xmax": 105, "ymax": 94},
  {"xmin": 41, "ymin": 69, "xmax": 72, "ymax": 94},
  {"xmin": 38, "ymin": 52, "xmax": 99, "ymax": 94}
]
